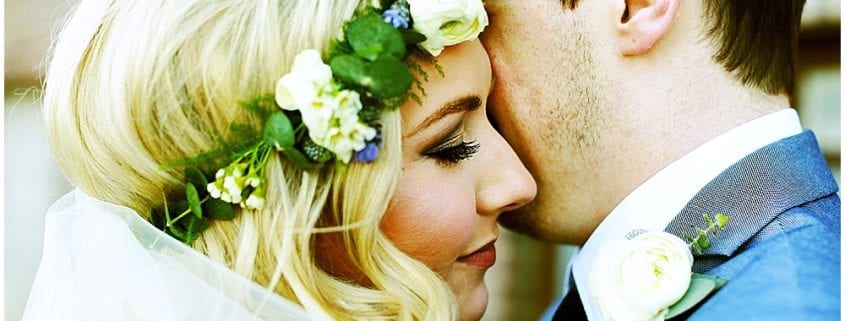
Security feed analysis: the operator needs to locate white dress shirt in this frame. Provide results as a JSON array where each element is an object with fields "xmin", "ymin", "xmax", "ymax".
[{"xmin": 571, "ymin": 109, "xmax": 803, "ymax": 321}]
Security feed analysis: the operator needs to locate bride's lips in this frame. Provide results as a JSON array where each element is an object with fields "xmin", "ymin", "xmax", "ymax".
[{"xmin": 457, "ymin": 240, "xmax": 497, "ymax": 269}]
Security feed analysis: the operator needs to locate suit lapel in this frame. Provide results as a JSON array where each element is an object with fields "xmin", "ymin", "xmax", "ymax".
[{"xmin": 664, "ymin": 131, "xmax": 838, "ymax": 272}]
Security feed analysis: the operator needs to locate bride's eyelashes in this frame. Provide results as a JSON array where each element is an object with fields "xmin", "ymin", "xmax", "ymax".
[
  {"xmin": 427, "ymin": 140, "xmax": 480, "ymax": 165},
  {"xmin": 423, "ymin": 127, "xmax": 480, "ymax": 165}
]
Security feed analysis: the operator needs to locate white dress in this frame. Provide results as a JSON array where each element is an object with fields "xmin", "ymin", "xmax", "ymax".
[{"xmin": 23, "ymin": 189, "xmax": 314, "ymax": 321}]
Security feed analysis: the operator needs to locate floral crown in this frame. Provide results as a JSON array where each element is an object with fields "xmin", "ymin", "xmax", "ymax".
[{"xmin": 154, "ymin": 0, "xmax": 489, "ymax": 244}]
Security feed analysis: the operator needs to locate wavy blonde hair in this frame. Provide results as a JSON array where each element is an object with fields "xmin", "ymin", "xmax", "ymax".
[{"xmin": 43, "ymin": 0, "xmax": 457, "ymax": 320}]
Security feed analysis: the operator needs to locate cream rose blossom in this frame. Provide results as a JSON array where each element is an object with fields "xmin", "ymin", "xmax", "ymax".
[
  {"xmin": 589, "ymin": 231, "xmax": 694, "ymax": 321},
  {"xmin": 274, "ymin": 49, "xmax": 375, "ymax": 163},
  {"xmin": 407, "ymin": 0, "xmax": 488, "ymax": 56}
]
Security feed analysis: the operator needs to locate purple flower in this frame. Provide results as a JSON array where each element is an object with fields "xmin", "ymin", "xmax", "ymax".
[
  {"xmin": 354, "ymin": 142, "xmax": 379, "ymax": 163},
  {"xmin": 382, "ymin": 7, "xmax": 410, "ymax": 29}
]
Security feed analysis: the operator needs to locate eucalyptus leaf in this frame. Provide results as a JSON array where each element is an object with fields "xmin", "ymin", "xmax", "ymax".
[
  {"xmin": 264, "ymin": 112, "xmax": 296, "ymax": 150},
  {"xmin": 666, "ymin": 273, "xmax": 727, "ymax": 319},
  {"xmin": 205, "ymin": 198, "xmax": 236, "ymax": 220},
  {"xmin": 346, "ymin": 14, "xmax": 406, "ymax": 61},
  {"xmin": 330, "ymin": 54, "xmax": 370, "ymax": 87},
  {"xmin": 185, "ymin": 183, "xmax": 202, "ymax": 218},
  {"xmin": 368, "ymin": 57, "xmax": 413, "ymax": 98}
]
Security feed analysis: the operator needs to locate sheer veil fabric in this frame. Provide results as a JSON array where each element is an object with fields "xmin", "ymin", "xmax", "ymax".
[{"xmin": 23, "ymin": 189, "xmax": 314, "ymax": 321}]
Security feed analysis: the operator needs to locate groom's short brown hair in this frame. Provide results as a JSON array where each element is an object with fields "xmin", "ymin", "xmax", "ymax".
[{"xmin": 561, "ymin": 0, "xmax": 806, "ymax": 95}]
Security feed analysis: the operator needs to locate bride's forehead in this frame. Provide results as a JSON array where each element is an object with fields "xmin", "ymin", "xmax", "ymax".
[
  {"xmin": 418, "ymin": 42, "xmax": 490, "ymax": 93},
  {"xmin": 402, "ymin": 42, "xmax": 491, "ymax": 126}
]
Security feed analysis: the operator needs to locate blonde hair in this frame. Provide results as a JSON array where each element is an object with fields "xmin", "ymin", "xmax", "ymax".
[{"xmin": 43, "ymin": 0, "xmax": 457, "ymax": 320}]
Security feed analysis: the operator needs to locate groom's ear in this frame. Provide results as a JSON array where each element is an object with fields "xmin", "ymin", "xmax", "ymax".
[{"xmin": 613, "ymin": 0, "xmax": 680, "ymax": 56}]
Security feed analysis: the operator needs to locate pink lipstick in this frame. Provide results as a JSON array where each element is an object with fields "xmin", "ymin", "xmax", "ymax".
[{"xmin": 457, "ymin": 241, "xmax": 497, "ymax": 268}]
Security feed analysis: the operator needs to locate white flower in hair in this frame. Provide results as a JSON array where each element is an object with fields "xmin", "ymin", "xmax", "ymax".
[
  {"xmin": 275, "ymin": 49, "xmax": 333, "ymax": 110},
  {"xmin": 243, "ymin": 186, "xmax": 265, "ymax": 210},
  {"xmin": 275, "ymin": 49, "xmax": 376, "ymax": 163},
  {"xmin": 207, "ymin": 163, "xmax": 248, "ymax": 205},
  {"xmin": 407, "ymin": 0, "xmax": 488, "ymax": 56},
  {"xmin": 317, "ymin": 90, "xmax": 376, "ymax": 162}
]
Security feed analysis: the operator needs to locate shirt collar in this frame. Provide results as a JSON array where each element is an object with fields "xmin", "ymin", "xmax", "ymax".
[{"xmin": 571, "ymin": 109, "xmax": 802, "ymax": 321}]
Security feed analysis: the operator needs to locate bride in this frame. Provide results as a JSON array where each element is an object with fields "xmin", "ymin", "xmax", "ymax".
[{"xmin": 24, "ymin": 0, "xmax": 536, "ymax": 320}]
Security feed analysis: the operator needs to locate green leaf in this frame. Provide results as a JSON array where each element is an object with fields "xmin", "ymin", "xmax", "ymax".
[
  {"xmin": 185, "ymin": 167, "xmax": 208, "ymax": 195},
  {"xmin": 695, "ymin": 234, "xmax": 711, "ymax": 251},
  {"xmin": 205, "ymin": 198, "xmax": 236, "ymax": 220},
  {"xmin": 715, "ymin": 213, "xmax": 730, "ymax": 229},
  {"xmin": 185, "ymin": 183, "xmax": 203, "ymax": 218},
  {"xmin": 368, "ymin": 57, "xmax": 413, "ymax": 98},
  {"xmin": 330, "ymin": 54, "xmax": 370, "ymax": 87},
  {"xmin": 346, "ymin": 14, "xmax": 406, "ymax": 61},
  {"xmin": 183, "ymin": 215, "xmax": 209, "ymax": 244},
  {"xmin": 329, "ymin": 40, "xmax": 355, "ymax": 58},
  {"xmin": 263, "ymin": 112, "xmax": 296, "ymax": 150},
  {"xmin": 400, "ymin": 29, "xmax": 427, "ymax": 45},
  {"xmin": 666, "ymin": 273, "xmax": 726, "ymax": 319}
]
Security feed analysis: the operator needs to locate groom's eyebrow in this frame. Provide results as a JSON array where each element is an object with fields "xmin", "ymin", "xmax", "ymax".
[{"xmin": 407, "ymin": 95, "xmax": 482, "ymax": 137}]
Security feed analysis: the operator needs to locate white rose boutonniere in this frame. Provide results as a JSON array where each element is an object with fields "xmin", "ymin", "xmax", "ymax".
[
  {"xmin": 589, "ymin": 214, "xmax": 730, "ymax": 321},
  {"xmin": 590, "ymin": 232, "xmax": 693, "ymax": 321},
  {"xmin": 407, "ymin": 0, "xmax": 488, "ymax": 56}
]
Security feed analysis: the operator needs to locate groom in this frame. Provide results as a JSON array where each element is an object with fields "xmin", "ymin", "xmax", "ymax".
[{"xmin": 481, "ymin": 0, "xmax": 839, "ymax": 320}]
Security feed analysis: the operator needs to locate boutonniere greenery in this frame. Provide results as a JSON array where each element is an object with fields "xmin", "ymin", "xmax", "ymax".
[{"xmin": 589, "ymin": 213, "xmax": 730, "ymax": 321}]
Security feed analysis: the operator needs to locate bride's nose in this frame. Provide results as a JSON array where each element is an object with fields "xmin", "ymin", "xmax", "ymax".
[{"xmin": 476, "ymin": 129, "xmax": 537, "ymax": 217}]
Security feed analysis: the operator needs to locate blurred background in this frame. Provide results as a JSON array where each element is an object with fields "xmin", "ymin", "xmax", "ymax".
[{"xmin": 4, "ymin": 1, "xmax": 840, "ymax": 321}]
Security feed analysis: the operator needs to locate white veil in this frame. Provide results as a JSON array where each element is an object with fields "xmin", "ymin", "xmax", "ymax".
[{"xmin": 23, "ymin": 189, "xmax": 314, "ymax": 321}]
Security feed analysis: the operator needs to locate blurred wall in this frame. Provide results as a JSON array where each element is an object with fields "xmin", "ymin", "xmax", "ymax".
[{"xmin": 4, "ymin": 1, "xmax": 840, "ymax": 321}]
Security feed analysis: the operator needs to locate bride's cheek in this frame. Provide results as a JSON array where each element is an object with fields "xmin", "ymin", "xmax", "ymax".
[{"xmin": 382, "ymin": 175, "xmax": 476, "ymax": 271}]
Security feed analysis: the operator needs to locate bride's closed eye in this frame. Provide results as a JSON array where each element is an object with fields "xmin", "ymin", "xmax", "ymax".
[{"xmin": 423, "ymin": 126, "xmax": 480, "ymax": 166}]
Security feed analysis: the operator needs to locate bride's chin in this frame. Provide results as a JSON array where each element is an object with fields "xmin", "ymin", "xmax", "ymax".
[{"xmin": 458, "ymin": 282, "xmax": 490, "ymax": 321}]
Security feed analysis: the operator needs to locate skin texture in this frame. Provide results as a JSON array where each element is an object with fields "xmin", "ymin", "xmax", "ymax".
[
  {"xmin": 480, "ymin": 0, "xmax": 788, "ymax": 245},
  {"xmin": 318, "ymin": 40, "xmax": 536, "ymax": 321}
]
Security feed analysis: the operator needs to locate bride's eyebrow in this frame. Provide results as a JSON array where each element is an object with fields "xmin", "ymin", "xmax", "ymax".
[{"xmin": 406, "ymin": 95, "xmax": 482, "ymax": 137}]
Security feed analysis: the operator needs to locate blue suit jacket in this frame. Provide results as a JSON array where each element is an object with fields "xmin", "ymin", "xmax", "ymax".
[{"xmin": 661, "ymin": 130, "xmax": 840, "ymax": 320}]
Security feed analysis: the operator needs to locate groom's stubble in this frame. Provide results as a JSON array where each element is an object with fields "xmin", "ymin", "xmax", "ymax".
[{"xmin": 497, "ymin": 17, "xmax": 613, "ymax": 245}]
